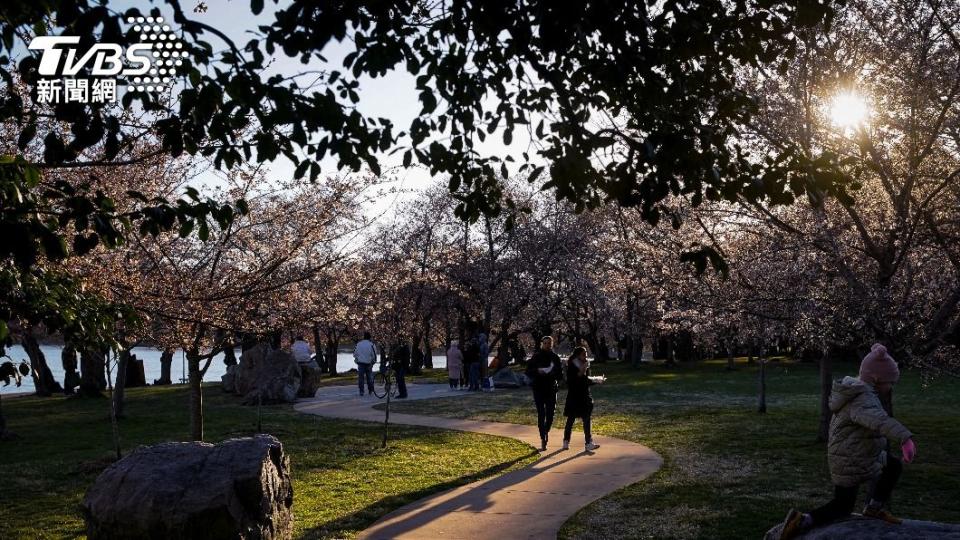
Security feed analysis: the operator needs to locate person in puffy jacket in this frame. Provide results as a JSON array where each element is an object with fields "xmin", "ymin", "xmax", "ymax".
[
  {"xmin": 781, "ymin": 344, "xmax": 916, "ymax": 539},
  {"xmin": 446, "ymin": 341, "xmax": 464, "ymax": 389}
]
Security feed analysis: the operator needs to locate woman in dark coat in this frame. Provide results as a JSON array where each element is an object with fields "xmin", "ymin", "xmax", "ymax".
[{"xmin": 562, "ymin": 346, "xmax": 600, "ymax": 452}]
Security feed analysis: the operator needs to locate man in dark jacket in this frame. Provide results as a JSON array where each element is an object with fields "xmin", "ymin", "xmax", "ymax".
[
  {"xmin": 462, "ymin": 333, "xmax": 481, "ymax": 391},
  {"xmin": 525, "ymin": 336, "xmax": 563, "ymax": 451},
  {"xmin": 391, "ymin": 340, "xmax": 411, "ymax": 399}
]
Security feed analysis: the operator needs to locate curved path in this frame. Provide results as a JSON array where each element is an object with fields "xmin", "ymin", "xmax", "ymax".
[{"xmin": 295, "ymin": 383, "xmax": 661, "ymax": 540}]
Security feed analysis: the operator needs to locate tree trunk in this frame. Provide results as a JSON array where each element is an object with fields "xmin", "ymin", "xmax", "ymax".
[
  {"xmin": 188, "ymin": 349, "xmax": 203, "ymax": 441},
  {"xmin": 0, "ymin": 393, "xmax": 7, "ymax": 440},
  {"xmin": 726, "ymin": 344, "xmax": 736, "ymax": 371},
  {"xmin": 410, "ymin": 337, "xmax": 424, "ymax": 375},
  {"xmin": 112, "ymin": 348, "xmax": 130, "ymax": 418},
  {"xmin": 21, "ymin": 330, "xmax": 61, "ymax": 396},
  {"xmin": 631, "ymin": 335, "xmax": 643, "ymax": 367},
  {"xmin": 423, "ymin": 320, "xmax": 433, "ymax": 369},
  {"xmin": 61, "ymin": 342, "xmax": 80, "ymax": 395},
  {"xmin": 665, "ymin": 338, "xmax": 676, "ymax": 367},
  {"xmin": 758, "ymin": 357, "xmax": 767, "ymax": 414},
  {"xmin": 325, "ymin": 337, "xmax": 338, "ymax": 376},
  {"xmin": 155, "ymin": 349, "xmax": 173, "ymax": 385},
  {"xmin": 312, "ymin": 325, "xmax": 325, "ymax": 373},
  {"xmin": 222, "ymin": 344, "xmax": 237, "ymax": 366},
  {"xmin": 79, "ymin": 349, "xmax": 105, "ymax": 397},
  {"xmin": 817, "ymin": 347, "xmax": 833, "ymax": 442}
]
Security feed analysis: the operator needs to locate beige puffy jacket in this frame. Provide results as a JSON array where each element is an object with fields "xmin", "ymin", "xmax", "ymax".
[{"xmin": 827, "ymin": 376, "xmax": 912, "ymax": 487}]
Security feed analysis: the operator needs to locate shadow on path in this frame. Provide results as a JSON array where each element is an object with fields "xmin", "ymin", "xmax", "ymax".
[{"xmin": 294, "ymin": 383, "xmax": 662, "ymax": 540}]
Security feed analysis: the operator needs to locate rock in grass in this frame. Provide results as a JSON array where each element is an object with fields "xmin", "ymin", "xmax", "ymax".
[
  {"xmin": 296, "ymin": 361, "xmax": 321, "ymax": 398},
  {"xmin": 81, "ymin": 434, "xmax": 293, "ymax": 540},
  {"xmin": 235, "ymin": 344, "xmax": 301, "ymax": 404},
  {"xmin": 764, "ymin": 515, "xmax": 960, "ymax": 539}
]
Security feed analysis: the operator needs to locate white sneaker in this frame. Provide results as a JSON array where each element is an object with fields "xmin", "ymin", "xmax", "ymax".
[
  {"xmin": 585, "ymin": 442, "xmax": 600, "ymax": 452},
  {"xmin": 561, "ymin": 440, "xmax": 569, "ymax": 451}
]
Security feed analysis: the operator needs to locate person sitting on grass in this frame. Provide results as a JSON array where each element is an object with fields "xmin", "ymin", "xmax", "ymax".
[{"xmin": 781, "ymin": 343, "xmax": 917, "ymax": 539}]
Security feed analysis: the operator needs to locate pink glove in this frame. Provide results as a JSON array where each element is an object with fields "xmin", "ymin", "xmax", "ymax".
[{"xmin": 901, "ymin": 438, "xmax": 917, "ymax": 464}]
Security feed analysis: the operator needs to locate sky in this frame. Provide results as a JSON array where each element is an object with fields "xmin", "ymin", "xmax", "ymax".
[{"xmin": 136, "ymin": 0, "xmax": 537, "ymax": 219}]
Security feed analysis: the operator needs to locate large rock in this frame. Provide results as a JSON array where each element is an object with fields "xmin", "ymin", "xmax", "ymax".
[
  {"xmin": 296, "ymin": 361, "xmax": 321, "ymax": 398},
  {"xmin": 492, "ymin": 368, "xmax": 526, "ymax": 388},
  {"xmin": 235, "ymin": 344, "xmax": 301, "ymax": 404},
  {"xmin": 764, "ymin": 516, "xmax": 960, "ymax": 539},
  {"xmin": 81, "ymin": 434, "xmax": 293, "ymax": 540}
]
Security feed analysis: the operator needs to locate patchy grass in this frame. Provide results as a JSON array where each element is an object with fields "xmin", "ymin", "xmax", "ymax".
[
  {"xmin": 386, "ymin": 358, "xmax": 960, "ymax": 539},
  {"xmin": 0, "ymin": 384, "xmax": 535, "ymax": 539}
]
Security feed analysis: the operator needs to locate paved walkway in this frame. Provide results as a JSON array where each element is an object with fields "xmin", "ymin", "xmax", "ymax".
[{"xmin": 295, "ymin": 383, "xmax": 662, "ymax": 540}]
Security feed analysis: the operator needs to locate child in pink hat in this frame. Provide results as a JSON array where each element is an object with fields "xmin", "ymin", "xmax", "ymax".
[{"xmin": 780, "ymin": 343, "xmax": 916, "ymax": 539}]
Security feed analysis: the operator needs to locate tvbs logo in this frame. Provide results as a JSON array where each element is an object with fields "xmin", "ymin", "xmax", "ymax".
[{"xmin": 28, "ymin": 15, "xmax": 186, "ymax": 104}]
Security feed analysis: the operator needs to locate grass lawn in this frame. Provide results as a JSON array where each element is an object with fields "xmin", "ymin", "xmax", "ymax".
[
  {"xmin": 385, "ymin": 358, "xmax": 960, "ymax": 539},
  {"xmin": 0, "ymin": 383, "xmax": 536, "ymax": 539}
]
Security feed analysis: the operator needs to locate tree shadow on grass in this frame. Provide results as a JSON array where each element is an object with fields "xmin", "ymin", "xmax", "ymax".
[{"xmin": 298, "ymin": 448, "xmax": 539, "ymax": 539}]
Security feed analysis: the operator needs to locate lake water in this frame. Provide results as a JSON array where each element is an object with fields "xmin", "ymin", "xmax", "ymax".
[{"xmin": 2, "ymin": 344, "xmax": 447, "ymax": 395}]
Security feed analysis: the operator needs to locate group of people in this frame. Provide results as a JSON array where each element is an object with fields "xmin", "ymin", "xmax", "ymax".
[
  {"xmin": 524, "ymin": 336, "xmax": 602, "ymax": 452},
  {"xmin": 443, "ymin": 331, "xmax": 490, "ymax": 391},
  {"xmin": 335, "ymin": 329, "xmax": 917, "ymax": 534}
]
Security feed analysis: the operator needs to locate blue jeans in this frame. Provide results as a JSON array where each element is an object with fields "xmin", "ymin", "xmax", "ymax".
[
  {"xmin": 357, "ymin": 363, "xmax": 374, "ymax": 394},
  {"xmin": 394, "ymin": 367, "xmax": 408, "ymax": 398},
  {"xmin": 469, "ymin": 362, "xmax": 481, "ymax": 390}
]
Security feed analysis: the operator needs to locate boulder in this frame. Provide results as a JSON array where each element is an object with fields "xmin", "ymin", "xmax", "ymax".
[
  {"xmin": 764, "ymin": 516, "xmax": 960, "ymax": 539},
  {"xmin": 296, "ymin": 361, "xmax": 321, "ymax": 398},
  {"xmin": 492, "ymin": 368, "xmax": 526, "ymax": 388},
  {"xmin": 81, "ymin": 434, "xmax": 293, "ymax": 540},
  {"xmin": 235, "ymin": 344, "xmax": 301, "ymax": 404},
  {"xmin": 222, "ymin": 364, "xmax": 238, "ymax": 393}
]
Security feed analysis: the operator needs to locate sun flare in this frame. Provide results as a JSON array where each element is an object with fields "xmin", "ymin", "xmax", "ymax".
[{"xmin": 829, "ymin": 91, "xmax": 869, "ymax": 130}]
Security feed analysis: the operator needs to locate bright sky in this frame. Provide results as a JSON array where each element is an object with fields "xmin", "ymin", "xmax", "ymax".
[{"xmin": 144, "ymin": 0, "xmax": 536, "ymax": 219}]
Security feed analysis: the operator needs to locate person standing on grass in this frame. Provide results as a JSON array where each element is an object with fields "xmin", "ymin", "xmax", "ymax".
[
  {"xmin": 561, "ymin": 346, "xmax": 601, "ymax": 452},
  {"xmin": 353, "ymin": 332, "xmax": 377, "ymax": 397},
  {"xmin": 391, "ymin": 340, "xmax": 411, "ymax": 399},
  {"xmin": 525, "ymin": 335, "xmax": 563, "ymax": 451},
  {"xmin": 780, "ymin": 343, "xmax": 917, "ymax": 539},
  {"xmin": 463, "ymin": 330, "xmax": 482, "ymax": 391},
  {"xmin": 446, "ymin": 340, "xmax": 464, "ymax": 390}
]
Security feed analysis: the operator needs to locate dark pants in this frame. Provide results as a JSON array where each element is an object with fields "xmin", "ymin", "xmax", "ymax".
[
  {"xmin": 533, "ymin": 386, "xmax": 557, "ymax": 442},
  {"xmin": 394, "ymin": 367, "xmax": 408, "ymax": 398},
  {"xmin": 563, "ymin": 414, "xmax": 592, "ymax": 444},
  {"xmin": 469, "ymin": 362, "xmax": 481, "ymax": 390},
  {"xmin": 357, "ymin": 363, "xmax": 374, "ymax": 395},
  {"xmin": 448, "ymin": 377, "xmax": 458, "ymax": 388},
  {"xmin": 810, "ymin": 457, "xmax": 902, "ymax": 526}
]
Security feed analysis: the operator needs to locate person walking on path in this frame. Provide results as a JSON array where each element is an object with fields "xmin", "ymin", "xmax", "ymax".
[
  {"xmin": 562, "ymin": 346, "xmax": 602, "ymax": 452},
  {"xmin": 780, "ymin": 343, "xmax": 917, "ymax": 539},
  {"xmin": 353, "ymin": 332, "xmax": 378, "ymax": 397},
  {"xmin": 446, "ymin": 341, "xmax": 464, "ymax": 390},
  {"xmin": 391, "ymin": 340, "xmax": 411, "ymax": 399},
  {"xmin": 525, "ymin": 335, "xmax": 563, "ymax": 451}
]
